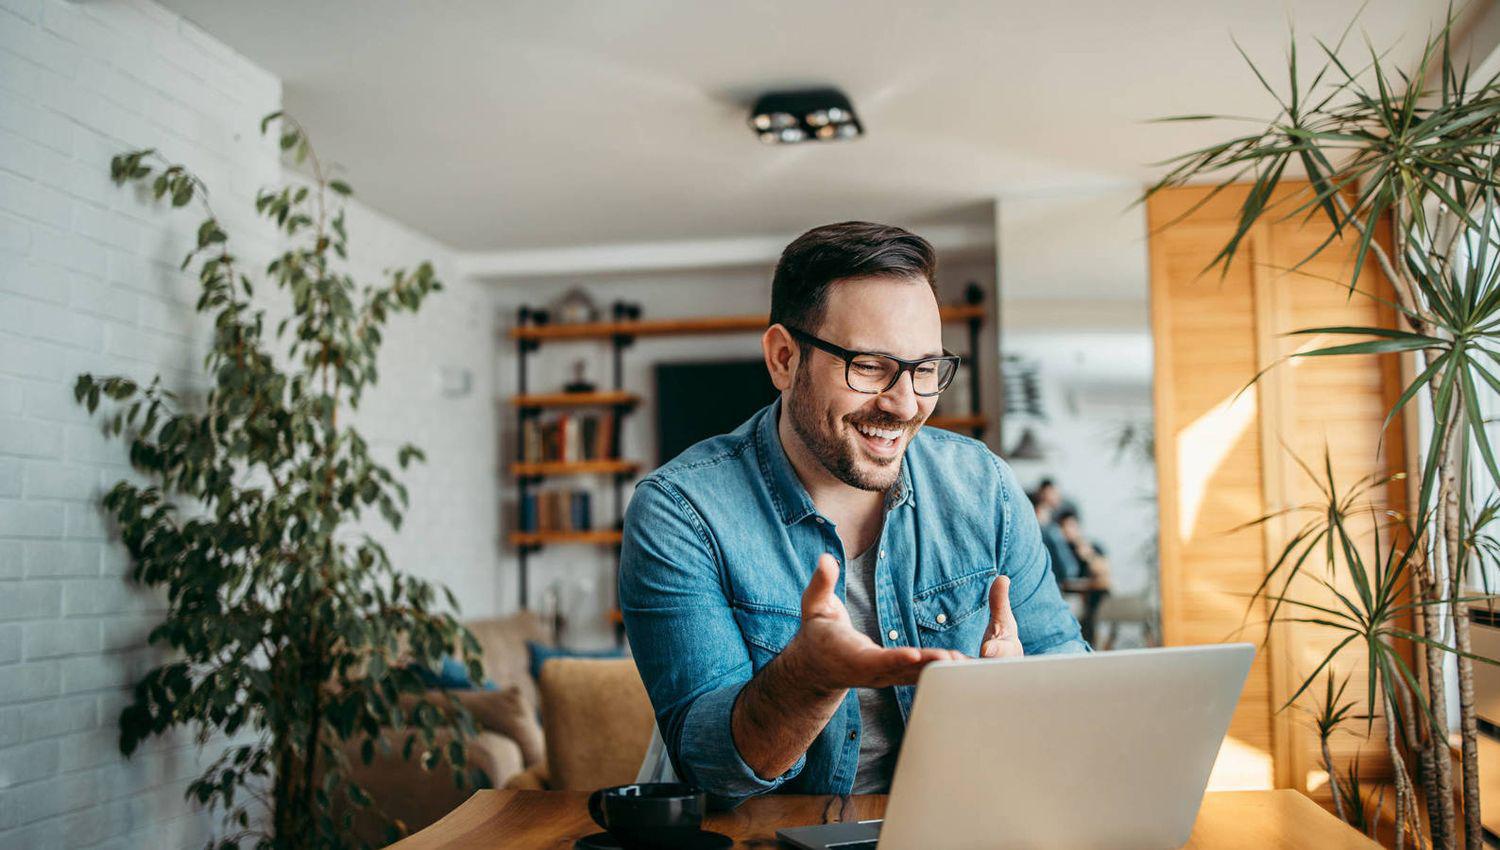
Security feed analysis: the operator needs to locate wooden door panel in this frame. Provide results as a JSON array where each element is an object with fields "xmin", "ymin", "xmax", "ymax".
[{"xmin": 1149, "ymin": 183, "xmax": 1406, "ymax": 796}]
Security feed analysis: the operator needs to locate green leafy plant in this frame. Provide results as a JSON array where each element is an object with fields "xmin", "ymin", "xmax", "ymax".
[
  {"xmin": 1307, "ymin": 672, "xmax": 1361, "ymax": 823},
  {"xmin": 1303, "ymin": 673, "xmax": 1393, "ymax": 841},
  {"xmin": 79, "ymin": 112, "xmax": 483, "ymax": 849},
  {"xmin": 1337, "ymin": 757, "xmax": 1386, "ymax": 840},
  {"xmin": 1146, "ymin": 13, "xmax": 1500, "ymax": 849}
]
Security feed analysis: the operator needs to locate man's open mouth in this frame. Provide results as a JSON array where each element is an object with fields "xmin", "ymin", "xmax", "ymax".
[{"xmin": 852, "ymin": 421, "xmax": 904, "ymax": 456}]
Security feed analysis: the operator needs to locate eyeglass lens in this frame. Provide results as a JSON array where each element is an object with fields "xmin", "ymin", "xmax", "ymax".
[{"xmin": 847, "ymin": 354, "xmax": 956, "ymax": 395}]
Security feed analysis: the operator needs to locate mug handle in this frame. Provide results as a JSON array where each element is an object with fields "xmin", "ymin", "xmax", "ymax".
[{"xmin": 588, "ymin": 789, "xmax": 607, "ymax": 829}]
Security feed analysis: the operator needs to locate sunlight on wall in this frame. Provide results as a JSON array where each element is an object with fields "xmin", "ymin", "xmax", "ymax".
[
  {"xmin": 1178, "ymin": 382, "xmax": 1275, "ymax": 790},
  {"xmin": 1208, "ymin": 735, "xmax": 1276, "ymax": 790},
  {"xmin": 1176, "ymin": 388, "xmax": 1258, "ymax": 541}
]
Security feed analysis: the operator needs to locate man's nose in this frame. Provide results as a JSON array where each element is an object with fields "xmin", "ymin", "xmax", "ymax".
[{"xmin": 876, "ymin": 370, "xmax": 920, "ymax": 421}]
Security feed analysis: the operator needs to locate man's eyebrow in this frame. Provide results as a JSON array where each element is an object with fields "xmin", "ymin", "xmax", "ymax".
[{"xmin": 855, "ymin": 345, "xmax": 947, "ymax": 359}]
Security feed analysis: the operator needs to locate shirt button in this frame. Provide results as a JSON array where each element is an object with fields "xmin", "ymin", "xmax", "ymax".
[
  {"xmin": 848, "ymin": 730, "xmax": 858, "ymax": 742},
  {"xmin": 936, "ymin": 613, "xmax": 948, "ymax": 625},
  {"xmin": 879, "ymin": 549, "xmax": 886, "ymax": 559},
  {"xmin": 815, "ymin": 517, "xmax": 825, "ymax": 524},
  {"xmin": 887, "ymin": 629, "xmax": 899, "ymax": 641}
]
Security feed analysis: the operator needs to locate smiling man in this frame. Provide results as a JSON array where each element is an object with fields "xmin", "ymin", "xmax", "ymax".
[{"xmin": 619, "ymin": 221, "xmax": 1087, "ymax": 803}]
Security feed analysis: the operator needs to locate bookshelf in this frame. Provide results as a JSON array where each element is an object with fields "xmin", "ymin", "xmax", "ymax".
[
  {"xmin": 506, "ymin": 286, "xmax": 992, "ymax": 635},
  {"xmin": 510, "ymin": 529, "xmax": 624, "ymax": 547},
  {"xmin": 506, "ymin": 304, "xmax": 986, "ymax": 342},
  {"xmin": 511, "ymin": 459, "xmax": 641, "ymax": 477},
  {"xmin": 511, "ymin": 390, "xmax": 640, "ymax": 409},
  {"xmin": 926, "ymin": 414, "xmax": 988, "ymax": 432}
]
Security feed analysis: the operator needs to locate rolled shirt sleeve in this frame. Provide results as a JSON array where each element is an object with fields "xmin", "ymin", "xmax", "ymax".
[
  {"xmin": 990, "ymin": 453, "xmax": 1092, "ymax": 655},
  {"xmin": 619, "ymin": 478, "xmax": 806, "ymax": 801}
]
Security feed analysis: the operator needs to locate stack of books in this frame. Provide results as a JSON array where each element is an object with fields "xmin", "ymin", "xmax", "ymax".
[
  {"xmin": 518, "ymin": 489, "xmax": 593, "ymax": 532},
  {"xmin": 521, "ymin": 412, "xmax": 616, "ymax": 463}
]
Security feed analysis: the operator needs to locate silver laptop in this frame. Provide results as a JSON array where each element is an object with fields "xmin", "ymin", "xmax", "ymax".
[{"xmin": 777, "ymin": 643, "xmax": 1254, "ymax": 850}]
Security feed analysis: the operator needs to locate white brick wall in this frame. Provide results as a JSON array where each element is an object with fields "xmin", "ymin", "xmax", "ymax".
[{"xmin": 0, "ymin": 1, "xmax": 498, "ymax": 846}]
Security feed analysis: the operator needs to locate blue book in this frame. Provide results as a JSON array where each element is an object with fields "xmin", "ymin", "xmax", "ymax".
[
  {"xmin": 519, "ymin": 493, "xmax": 537, "ymax": 532},
  {"xmin": 569, "ymin": 491, "xmax": 588, "ymax": 531}
]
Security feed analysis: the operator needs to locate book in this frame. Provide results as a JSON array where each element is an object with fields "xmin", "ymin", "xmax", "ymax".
[
  {"xmin": 580, "ymin": 415, "xmax": 598, "ymax": 461},
  {"xmin": 518, "ymin": 492, "xmax": 537, "ymax": 532},
  {"xmin": 522, "ymin": 419, "xmax": 542, "ymax": 463},
  {"xmin": 570, "ymin": 490, "xmax": 591, "ymax": 531},
  {"xmin": 594, "ymin": 411, "xmax": 614, "ymax": 459}
]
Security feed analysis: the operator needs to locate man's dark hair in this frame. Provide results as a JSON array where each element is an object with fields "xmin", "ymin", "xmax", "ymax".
[
  {"xmin": 1055, "ymin": 507, "xmax": 1079, "ymax": 525},
  {"xmin": 770, "ymin": 221, "xmax": 938, "ymax": 338},
  {"xmin": 1038, "ymin": 478, "xmax": 1056, "ymax": 490}
]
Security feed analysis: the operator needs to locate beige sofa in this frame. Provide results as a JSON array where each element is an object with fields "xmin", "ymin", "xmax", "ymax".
[
  {"xmin": 503, "ymin": 657, "xmax": 655, "ymax": 791},
  {"xmin": 341, "ymin": 612, "xmax": 554, "ymax": 845}
]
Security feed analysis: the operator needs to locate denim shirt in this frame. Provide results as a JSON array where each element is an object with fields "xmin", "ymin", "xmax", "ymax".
[{"xmin": 618, "ymin": 397, "xmax": 1088, "ymax": 803}]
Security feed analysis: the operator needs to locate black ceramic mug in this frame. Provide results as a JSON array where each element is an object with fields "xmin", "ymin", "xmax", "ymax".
[{"xmin": 586, "ymin": 782, "xmax": 706, "ymax": 849}]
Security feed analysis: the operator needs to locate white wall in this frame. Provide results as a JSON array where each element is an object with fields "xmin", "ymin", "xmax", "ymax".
[
  {"xmin": 0, "ymin": 1, "xmax": 494, "ymax": 845},
  {"xmin": 996, "ymin": 189, "xmax": 1158, "ymax": 601},
  {"xmin": 337, "ymin": 197, "xmax": 499, "ymax": 618},
  {"xmin": 488, "ymin": 250, "xmax": 996, "ymax": 648}
]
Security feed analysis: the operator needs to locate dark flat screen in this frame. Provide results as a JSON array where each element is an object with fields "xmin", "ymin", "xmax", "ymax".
[{"xmin": 656, "ymin": 359, "xmax": 779, "ymax": 465}]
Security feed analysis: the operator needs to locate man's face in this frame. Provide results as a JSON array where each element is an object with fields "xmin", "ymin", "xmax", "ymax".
[{"xmin": 785, "ymin": 276, "xmax": 944, "ymax": 492}]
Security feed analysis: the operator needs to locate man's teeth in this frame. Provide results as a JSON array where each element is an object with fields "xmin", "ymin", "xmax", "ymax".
[{"xmin": 855, "ymin": 423, "xmax": 901, "ymax": 441}]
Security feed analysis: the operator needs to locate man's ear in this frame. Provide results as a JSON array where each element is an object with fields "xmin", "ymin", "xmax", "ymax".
[{"xmin": 762, "ymin": 324, "xmax": 798, "ymax": 391}]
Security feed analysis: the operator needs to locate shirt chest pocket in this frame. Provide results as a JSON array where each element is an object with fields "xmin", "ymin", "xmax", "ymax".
[
  {"xmin": 732, "ymin": 605, "xmax": 802, "ymax": 672},
  {"xmin": 913, "ymin": 570, "xmax": 992, "ymax": 654}
]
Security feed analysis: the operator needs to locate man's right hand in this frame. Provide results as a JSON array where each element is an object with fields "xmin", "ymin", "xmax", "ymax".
[
  {"xmin": 731, "ymin": 553, "xmax": 963, "ymax": 780},
  {"xmin": 783, "ymin": 553, "xmax": 965, "ymax": 692}
]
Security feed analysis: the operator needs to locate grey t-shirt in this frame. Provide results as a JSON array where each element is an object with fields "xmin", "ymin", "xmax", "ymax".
[{"xmin": 844, "ymin": 542, "xmax": 905, "ymax": 792}]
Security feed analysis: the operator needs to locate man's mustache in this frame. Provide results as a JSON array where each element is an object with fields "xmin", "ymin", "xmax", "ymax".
[{"xmin": 846, "ymin": 413, "xmax": 922, "ymax": 432}]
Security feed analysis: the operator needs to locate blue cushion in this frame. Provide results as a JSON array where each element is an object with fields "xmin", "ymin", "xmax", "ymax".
[
  {"xmin": 527, "ymin": 641, "xmax": 625, "ymax": 682},
  {"xmin": 414, "ymin": 655, "xmax": 497, "ymax": 691}
]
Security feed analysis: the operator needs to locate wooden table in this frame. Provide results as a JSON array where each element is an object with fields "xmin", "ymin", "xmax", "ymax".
[{"xmin": 389, "ymin": 789, "xmax": 1382, "ymax": 849}]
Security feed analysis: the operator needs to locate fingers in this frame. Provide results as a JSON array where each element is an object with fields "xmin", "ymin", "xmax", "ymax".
[
  {"xmin": 851, "ymin": 644, "xmax": 966, "ymax": 687},
  {"xmin": 989, "ymin": 574, "xmax": 1018, "ymax": 635},
  {"xmin": 800, "ymin": 553, "xmax": 841, "ymax": 620},
  {"xmin": 979, "ymin": 575, "xmax": 1024, "ymax": 659},
  {"xmin": 989, "ymin": 574, "xmax": 1012, "ymax": 628},
  {"xmin": 857, "ymin": 652, "xmax": 925, "ymax": 686}
]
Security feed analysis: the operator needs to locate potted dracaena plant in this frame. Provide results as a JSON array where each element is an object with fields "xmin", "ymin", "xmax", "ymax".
[
  {"xmin": 78, "ymin": 111, "xmax": 485, "ymax": 849},
  {"xmin": 1144, "ymin": 12, "xmax": 1500, "ymax": 849}
]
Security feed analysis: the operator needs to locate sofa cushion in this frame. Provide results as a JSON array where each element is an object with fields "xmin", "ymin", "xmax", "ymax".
[
  {"xmin": 527, "ymin": 640, "xmax": 626, "ymax": 682},
  {"xmin": 450, "ymin": 686, "xmax": 546, "ymax": 768},
  {"xmin": 538, "ymin": 658, "xmax": 655, "ymax": 791},
  {"xmin": 414, "ymin": 655, "xmax": 496, "ymax": 690},
  {"xmin": 465, "ymin": 611, "xmax": 551, "ymax": 709},
  {"xmin": 343, "ymin": 727, "xmax": 521, "ymax": 845}
]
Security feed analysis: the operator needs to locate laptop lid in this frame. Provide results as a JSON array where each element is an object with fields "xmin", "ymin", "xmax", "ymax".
[{"xmin": 877, "ymin": 643, "xmax": 1254, "ymax": 850}]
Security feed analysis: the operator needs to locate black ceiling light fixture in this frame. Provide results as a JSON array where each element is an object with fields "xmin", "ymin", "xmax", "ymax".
[{"xmin": 749, "ymin": 87, "xmax": 863, "ymax": 144}]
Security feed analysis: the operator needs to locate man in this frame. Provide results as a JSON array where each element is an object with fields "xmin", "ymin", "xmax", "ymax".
[
  {"xmin": 619, "ymin": 222, "xmax": 1087, "ymax": 804},
  {"xmin": 1054, "ymin": 506, "xmax": 1113, "ymax": 646},
  {"xmin": 1030, "ymin": 484, "xmax": 1082, "ymax": 587}
]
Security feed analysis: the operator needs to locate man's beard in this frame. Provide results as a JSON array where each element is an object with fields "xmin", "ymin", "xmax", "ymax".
[{"xmin": 787, "ymin": 363, "xmax": 912, "ymax": 492}]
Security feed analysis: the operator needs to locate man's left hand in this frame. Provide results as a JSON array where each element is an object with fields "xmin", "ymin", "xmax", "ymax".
[{"xmin": 978, "ymin": 574, "xmax": 1024, "ymax": 659}]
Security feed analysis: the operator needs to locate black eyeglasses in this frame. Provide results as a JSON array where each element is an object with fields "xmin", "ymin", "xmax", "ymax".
[{"xmin": 786, "ymin": 326, "xmax": 961, "ymax": 397}]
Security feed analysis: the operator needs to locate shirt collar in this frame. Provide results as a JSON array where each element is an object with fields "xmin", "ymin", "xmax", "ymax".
[{"xmin": 755, "ymin": 396, "xmax": 916, "ymax": 526}]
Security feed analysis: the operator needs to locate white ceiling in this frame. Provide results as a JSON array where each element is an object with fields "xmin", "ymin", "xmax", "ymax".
[{"xmin": 160, "ymin": 0, "xmax": 1470, "ymax": 252}]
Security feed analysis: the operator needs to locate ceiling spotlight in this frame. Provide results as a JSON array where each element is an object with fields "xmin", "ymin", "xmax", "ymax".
[
  {"xmin": 748, "ymin": 88, "xmax": 863, "ymax": 145},
  {"xmin": 752, "ymin": 111, "xmax": 798, "ymax": 131}
]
